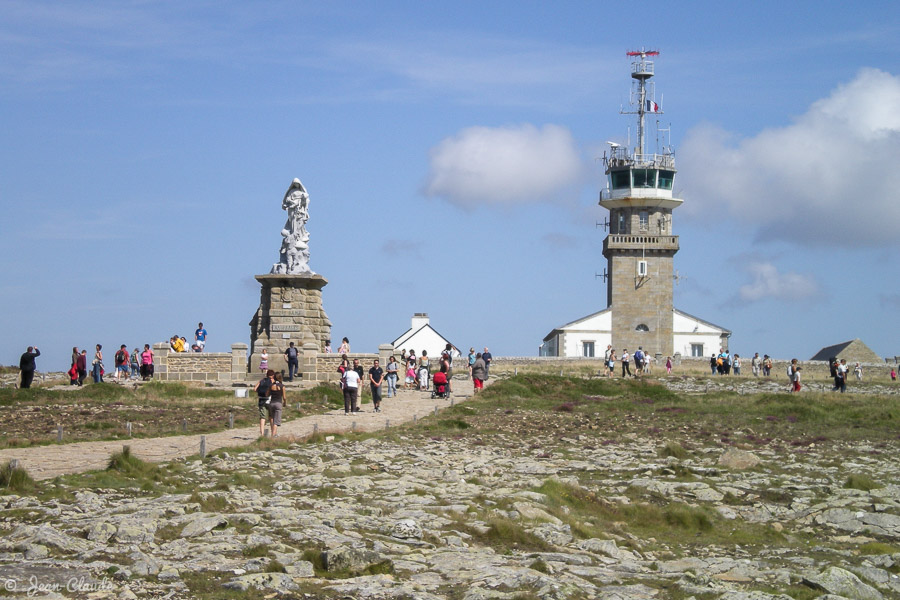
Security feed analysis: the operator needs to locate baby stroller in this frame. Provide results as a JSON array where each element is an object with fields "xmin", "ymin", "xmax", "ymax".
[{"xmin": 431, "ymin": 371, "xmax": 449, "ymax": 399}]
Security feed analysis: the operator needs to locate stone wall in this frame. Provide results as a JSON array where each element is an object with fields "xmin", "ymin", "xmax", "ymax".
[
  {"xmin": 491, "ymin": 355, "xmax": 895, "ymax": 380},
  {"xmin": 152, "ymin": 343, "xmax": 248, "ymax": 382}
]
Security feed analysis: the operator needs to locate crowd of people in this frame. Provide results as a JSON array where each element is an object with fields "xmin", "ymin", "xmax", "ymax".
[
  {"xmin": 169, "ymin": 323, "xmax": 208, "ymax": 354},
  {"xmin": 64, "ymin": 343, "xmax": 158, "ymax": 385}
]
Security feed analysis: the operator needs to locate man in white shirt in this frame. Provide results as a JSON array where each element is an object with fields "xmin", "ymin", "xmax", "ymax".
[{"xmin": 342, "ymin": 367, "xmax": 361, "ymax": 414}]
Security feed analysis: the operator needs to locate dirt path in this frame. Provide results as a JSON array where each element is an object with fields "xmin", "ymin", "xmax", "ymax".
[{"xmin": 0, "ymin": 378, "xmax": 479, "ymax": 481}]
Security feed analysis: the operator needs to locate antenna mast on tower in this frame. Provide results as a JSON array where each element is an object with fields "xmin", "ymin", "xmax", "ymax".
[{"xmin": 623, "ymin": 49, "xmax": 660, "ymax": 158}]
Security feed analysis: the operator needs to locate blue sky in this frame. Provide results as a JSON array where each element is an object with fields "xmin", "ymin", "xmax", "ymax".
[{"xmin": 2, "ymin": 0, "xmax": 900, "ymax": 371}]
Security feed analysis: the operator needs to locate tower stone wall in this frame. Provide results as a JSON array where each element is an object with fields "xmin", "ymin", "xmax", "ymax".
[
  {"xmin": 607, "ymin": 251, "xmax": 674, "ymax": 356},
  {"xmin": 249, "ymin": 274, "xmax": 331, "ymax": 376}
]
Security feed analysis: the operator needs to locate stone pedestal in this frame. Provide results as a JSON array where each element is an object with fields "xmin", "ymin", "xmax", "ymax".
[{"xmin": 249, "ymin": 274, "xmax": 331, "ymax": 377}]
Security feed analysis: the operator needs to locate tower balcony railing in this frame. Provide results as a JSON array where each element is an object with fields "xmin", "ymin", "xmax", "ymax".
[
  {"xmin": 606, "ymin": 148, "xmax": 675, "ymax": 169},
  {"xmin": 632, "ymin": 60, "xmax": 654, "ymax": 77},
  {"xmin": 604, "ymin": 234, "xmax": 679, "ymax": 252}
]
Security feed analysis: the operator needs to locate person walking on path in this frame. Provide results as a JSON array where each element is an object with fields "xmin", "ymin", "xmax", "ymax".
[
  {"xmin": 254, "ymin": 369, "xmax": 274, "ymax": 437},
  {"xmin": 443, "ymin": 343, "xmax": 454, "ymax": 393},
  {"xmin": 833, "ymin": 359, "xmax": 848, "ymax": 393},
  {"xmin": 140, "ymin": 344, "xmax": 154, "ymax": 380},
  {"xmin": 788, "ymin": 359, "xmax": 800, "ymax": 393},
  {"xmin": 482, "ymin": 347, "xmax": 493, "ymax": 380},
  {"xmin": 267, "ymin": 373, "xmax": 285, "ymax": 437},
  {"xmin": 607, "ymin": 350, "xmax": 616, "ymax": 378},
  {"xmin": 467, "ymin": 348, "xmax": 476, "ymax": 378},
  {"xmin": 114, "ymin": 345, "xmax": 130, "ymax": 381},
  {"xmin": 385, "ymin": 355, "xmax": 399, "ymax": 398},
  {"xmin": 92, "ymin": 344, "xmax": 104, "ymax": 383},
  {"xmin": 665, "ymin": 356, "xmax": 672, "ymax": 375},
  {"xmin": 130, "ymin": 348, "xmax": 140, "ymax": 379},
  {"xmin": 369, "ymin": 359, "xmax": 384, "ymax": 413},
  {"xmin": 284, "ymin": 342, "xmax": 299, "ymax": 382},
  {"xmin": 18, "ymin": 346, "xmax": 40, "ymax": 389},
  {"xmin": 341, "ymin": 363, "xmax": 361, "ymax": 414},
  {"xmin": 76, "ymin": 350, "xmax": 87, "ymax": 386},
  {"xmin": 853, "ymin": 362, "xmax": 862, "ymax": 382},
  {"xmin": 472, "ymin": 352, "xmax": 486, "ymax": 393},
  {"xmin": 259, "ymin": 349, "xmax": 269, "ymax": 373},
  {"xmin": 69, "ymin": 347, "xmax": 79, "ymax": 385},
  {"xmin": 621, "ymin": 349, "xmax": 632, "ymax": 378}
]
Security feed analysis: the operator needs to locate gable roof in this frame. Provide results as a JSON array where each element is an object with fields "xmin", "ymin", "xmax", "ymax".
[
  {"xmin": 392, "ymin": 323, "xmax": 459, "ymax": 354},
  {"xmin": 673, "ymin": 308, "xmax": 731, "ymax": 335},
  {"xmin": 810, "ymin": 339, "xmax": 882, "ymax": 363},
  {"xmin": 543, "ymin": 306, "xmax": 730, "ymax": 343},
  {"xmin": 542, "ymin": 308, "xmax": 612, "ymax": 342}
]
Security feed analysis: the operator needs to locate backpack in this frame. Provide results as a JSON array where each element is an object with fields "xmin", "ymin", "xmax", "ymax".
[
  {"xmin": 287, "ymin": 346, "xmax": 298, "ymax": 359},
  {"xmin": 256, "ymin": 377, "xmax": 271, "ymax": 399},
  {"xmin": 116, "ymin": 350, "xmax": 127, "ymax": 364}
]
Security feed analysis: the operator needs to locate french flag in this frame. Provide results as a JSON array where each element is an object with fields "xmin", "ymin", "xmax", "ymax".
[{"xmin": 645, "ymin": 100, "xmax": 659, "ymax": 112}]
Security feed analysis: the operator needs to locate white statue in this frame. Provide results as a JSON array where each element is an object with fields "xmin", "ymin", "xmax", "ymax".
[{"xmin": 271, "ymin": 178, "xmax": 314, "ymax": 275}]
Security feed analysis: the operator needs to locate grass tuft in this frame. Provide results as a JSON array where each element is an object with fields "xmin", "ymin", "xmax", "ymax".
[
  {"xmin": 107, "ymin": 445, "xmax": 157, "ymax": 476},
  {"xmin": 0, "ymin": 461, "xmax": 35, "ymax": 493},
  {"xmin": 844, "ymin": 473, "xmax": 881, "ymax": 491},
  {"xmin": 659, "ymin": 441, "xmax": 688, "ymax": 459}
]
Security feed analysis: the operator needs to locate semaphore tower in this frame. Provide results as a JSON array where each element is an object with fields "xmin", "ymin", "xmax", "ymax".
[{"xmin": 599, "ymin": 49, "xmax": 681, "ymax": 356}]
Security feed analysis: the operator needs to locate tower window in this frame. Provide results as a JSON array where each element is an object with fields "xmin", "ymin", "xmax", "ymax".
[
  {"xmin": 659, "ymin": 170, "xmax": 674, "ymax": 190},
  {"xmin": 610, "ymin": 171, "xmax": 630, "ymax": 189},
  {"xmin": 639, "ymin": 211, "xmax": 649, "ymax": 231},
  {"xmin": 635, "ymin": 324, "xmax": 649, "ymax": 332},
  {"xmin": 633, "ymin": 169, "xmax": 656, "ymax": 188},
  {"xmin": 617, "ymin": 213, "xmax": 625, "ymax": 233}
]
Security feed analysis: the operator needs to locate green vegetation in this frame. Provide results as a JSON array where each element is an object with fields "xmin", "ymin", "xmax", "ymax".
[
  {"xmin": 241, "ymin": 543, "xmax": 270, "ymax": 558},
  {"xmin": 659, "ymin": 441, "xmax": 689, "ymax": 459},
  {"xmin": 0, "ymin": 461, "xmax": 35, "ymax": 494},
  {"xmin": 859, "ymin": 541, "xmax": 900, "ymax": 555},
  {"xmin": 844, "ymin": 473, "xmax": 882, "ymax": 491}
]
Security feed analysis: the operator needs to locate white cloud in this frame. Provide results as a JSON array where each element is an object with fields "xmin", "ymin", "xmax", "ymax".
[
  {"xmin": 738, "ymin": 261, "xmax": 818, "ymax": 302},
  {"xmin": 424, "ymin": 124, "xmax": 584, "ymax": 209},
  {"xmin": 679, "ymin": 68, "xmax": 900, "ymax": 247}
]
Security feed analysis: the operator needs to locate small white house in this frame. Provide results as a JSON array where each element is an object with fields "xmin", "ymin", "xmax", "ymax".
[
  {"xmin": 540, "ymin": 308, "xmax": 730, "ymax": 358},
  {"xmin": 392, "ymin": 313, "xmax": 460, "ymax": 360}
]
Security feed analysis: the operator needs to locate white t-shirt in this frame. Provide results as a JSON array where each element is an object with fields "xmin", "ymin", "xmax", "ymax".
[{"xmin": 343, "ymin": 370, "xmax": 361, "ymax": 389}]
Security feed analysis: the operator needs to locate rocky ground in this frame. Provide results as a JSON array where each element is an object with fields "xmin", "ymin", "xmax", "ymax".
[{"xmin": 0, "ymin": 378, "xmax": 898, "ymax": 600}]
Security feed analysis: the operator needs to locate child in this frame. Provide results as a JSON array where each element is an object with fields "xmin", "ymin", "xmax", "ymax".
[
  {"xmin": 405, "ymin": 365, "xmax": 416, "ymax": 389},
  {"xmin": 791, "ymin": 366, "xmax": 802, "ymax": 393},
  {"xmin": 891, "ymin": 368, "xmax": 897, "ymax": 381},
  {"xmin": 665, "ymin": 356, "xmax": 672, "ymax": 374}
]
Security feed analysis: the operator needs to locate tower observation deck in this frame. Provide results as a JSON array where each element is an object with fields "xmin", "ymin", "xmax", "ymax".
[{"xmin": 600, "ymin": 49, "xmax": 682, "ymax": 356}]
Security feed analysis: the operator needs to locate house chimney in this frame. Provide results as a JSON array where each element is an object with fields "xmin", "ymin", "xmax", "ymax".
[{"xmin": 411, "ymin": 313, "xmax": 429, "ymax": 330}]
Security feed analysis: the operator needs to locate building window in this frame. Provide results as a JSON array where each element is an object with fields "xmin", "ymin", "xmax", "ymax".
[
  {"xmin": 659, "ymin": 170, "xmax": 674, "ymax": 190},
  {"xmin": 691, "ymin": 343, "xmax": 704, "ymax": 357},
  {"xmin": 635, "ymin": 324, "xmax": 649, "ymax": 332},
  {"xmin": 582, "ymin": 342, "xmax": 595, "ymax": 357},
  {"xmin": 617, "ymin": 213, "xmax": 626, "ymax": 233},
  {"xmin": 639, "ymin": 211, "xmax": 649, "ymax": 231},
  {"xmin": 633, "ymin": 169, "xmax": 656, "ymax": 188},
  {"xmin": 610, "ymin": 171, "xmax": 630, "ymax": 189}
]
